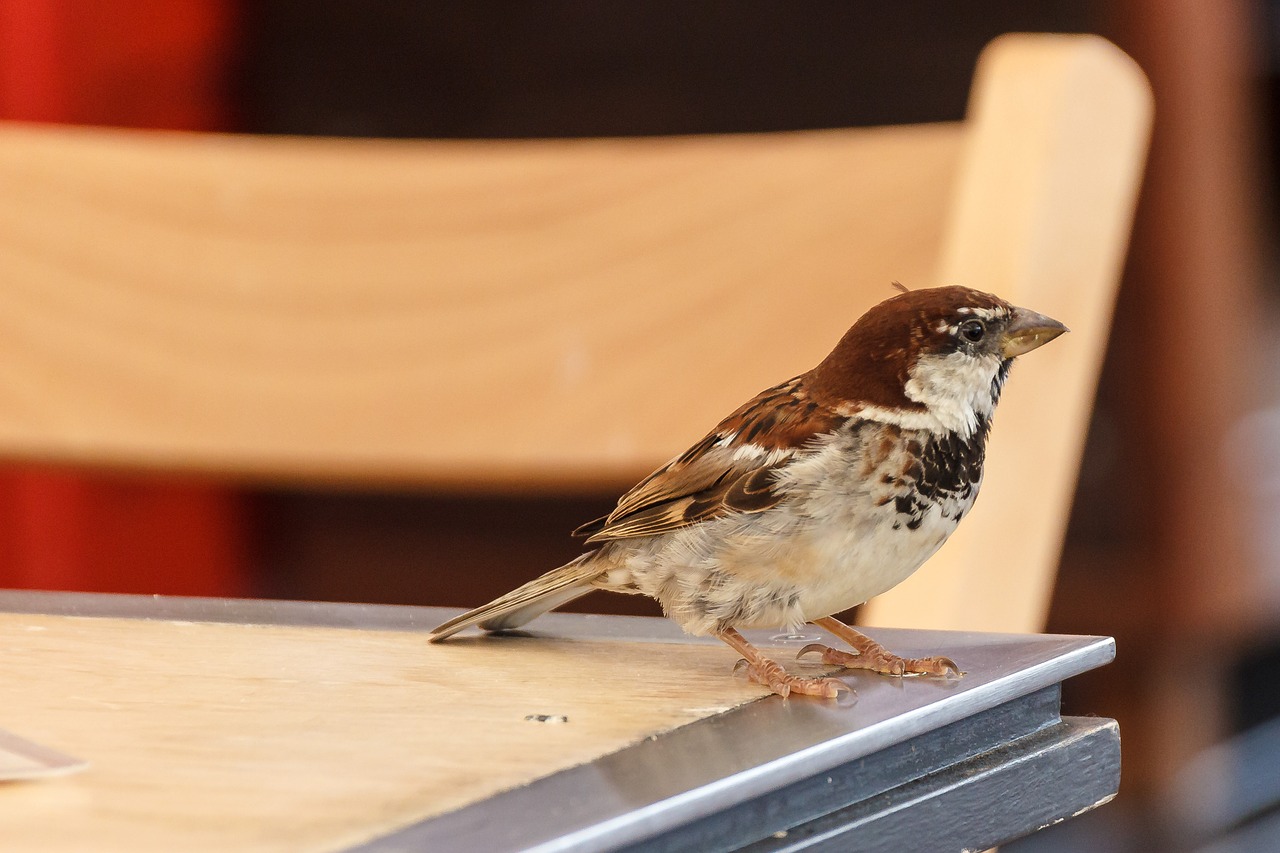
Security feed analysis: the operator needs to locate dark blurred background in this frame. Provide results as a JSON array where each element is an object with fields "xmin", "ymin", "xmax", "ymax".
[{"xmin": 2, "ymin": 2, "xmax": 1278, "ymax": 849}]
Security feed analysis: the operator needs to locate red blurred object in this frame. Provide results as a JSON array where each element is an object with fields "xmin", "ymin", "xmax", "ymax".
[{"xmin": 0, "ymin": 0, "xmax": 248, "ymax": 595}]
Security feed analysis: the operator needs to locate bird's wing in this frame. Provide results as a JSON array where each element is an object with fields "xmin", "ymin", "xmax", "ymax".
[{"xmin": 574, "ymin": 378, "xmax": 844, "ymax": 543}]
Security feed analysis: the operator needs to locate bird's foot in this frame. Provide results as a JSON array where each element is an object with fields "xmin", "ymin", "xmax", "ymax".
[
  {"xmin": 796, "ymin": 643, "xmax": 958, "ymax": 677},
  {"xmin": 801, "ymin": 616, "xmax": 964, "ymax": 678},
  {"xmin": 733, "ymin": 657, "xmax": 851, "ymax": 699},
  {"xmin": 717, "ymin": 627, "xmax": 852, "ymax": 700}
]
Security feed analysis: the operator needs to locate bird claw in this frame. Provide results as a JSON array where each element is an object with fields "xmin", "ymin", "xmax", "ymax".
[
  {"xmin": 734, "ymin": 656, "xmax": 852, "ymax": 700},
  {"xmin": 797, "ymin": 643, "xmax": 962, "ymax": 678},
  {"xmin": 894, "ymin": 654, "xmax": 963, "ymax": 678},
  {"xmin": 796, "ymin": 643, "xmax": 845, "ymax": 665},
  {"xmin": 922, "ymin": 656, "xmax": 963, "ymax": 678}
]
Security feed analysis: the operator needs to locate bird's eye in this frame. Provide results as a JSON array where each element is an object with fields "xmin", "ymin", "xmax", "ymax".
[{"xmin": 958, "ymin": 319, "xmax": 986, "ymax": 343}]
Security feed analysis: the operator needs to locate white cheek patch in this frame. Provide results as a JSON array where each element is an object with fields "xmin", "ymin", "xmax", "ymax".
[{"xmin": 903, "ymin": 352, "xmax": 1003, "ymax": 437}]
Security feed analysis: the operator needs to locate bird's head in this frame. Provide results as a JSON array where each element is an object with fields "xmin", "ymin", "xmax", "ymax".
[{"xmin": 806, "ymin": 285, "xmax": 1067, "ymax": 438}]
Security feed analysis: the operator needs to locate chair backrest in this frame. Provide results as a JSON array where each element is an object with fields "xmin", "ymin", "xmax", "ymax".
[
  {"xmin": 0, "ymin": 34, "xmax": 1150, "ymax": 632},
  {"xmin": 861, "ymin": 34, "xmax": 1151, "ymax": 633}
]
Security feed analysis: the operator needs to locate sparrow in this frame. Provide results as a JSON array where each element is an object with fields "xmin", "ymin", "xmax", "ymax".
[{"xmin": 430, "ymin": 285, "xmax": 1067, "ymax": 699}]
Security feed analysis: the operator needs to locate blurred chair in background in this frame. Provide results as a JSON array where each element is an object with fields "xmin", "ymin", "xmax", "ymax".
[{"xmin": 0, "ymin": 33, "xmax": 1148, "ymax": 637}]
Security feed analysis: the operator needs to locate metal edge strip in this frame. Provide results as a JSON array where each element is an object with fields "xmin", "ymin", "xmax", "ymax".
[{"xmin": 355, "ymin": 637, "xmax": 1114, "ymax": 852}]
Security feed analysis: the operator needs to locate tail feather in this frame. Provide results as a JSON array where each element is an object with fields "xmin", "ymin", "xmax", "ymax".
[{"xmin": 428, "ymin": 553, "xmax": 603, "ymax": 642}]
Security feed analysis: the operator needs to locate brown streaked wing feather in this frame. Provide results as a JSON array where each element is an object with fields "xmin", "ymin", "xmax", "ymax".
[
  {"xmin": 576, "ymin": 377, "xmax": 844, "ymax": 544},
  {"xmin": 611, "ymin": 433, "xmax": 725, "ymax": 521},
  {"xmin": 580, "ymin": 456, "xmax": 787, "ymax": 542}
]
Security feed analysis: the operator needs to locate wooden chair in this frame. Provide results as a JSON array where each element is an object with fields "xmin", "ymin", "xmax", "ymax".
[{"xmin": 0, "ymin": 33, "xmax": 1150, "ymax": 634}]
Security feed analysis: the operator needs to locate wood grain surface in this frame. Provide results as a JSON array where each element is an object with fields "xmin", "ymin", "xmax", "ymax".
[
  {"xmin": 0, "ymin": 612, "xmax": 782, "ymax": 851},
  {"xmin": 0, "ymin": 120, "xmax": 957, "ymax": 488}
]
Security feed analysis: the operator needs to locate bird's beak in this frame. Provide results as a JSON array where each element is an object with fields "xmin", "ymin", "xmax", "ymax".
[{"xmin": 1001, "ymin": 307, "xmax": 1069, "ymax": 358}]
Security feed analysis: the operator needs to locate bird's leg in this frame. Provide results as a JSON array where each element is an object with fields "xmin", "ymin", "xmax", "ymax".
[
  {"xmin": 797, "ymin": 616, "xmax": 961, "ymax": 677},
  {"xmin": 718, "ymin": 628, "xmax": 851, "ymax": 699}
]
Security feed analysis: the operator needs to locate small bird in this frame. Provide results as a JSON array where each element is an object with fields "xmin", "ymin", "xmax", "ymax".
[{"xmin": 430, "ymin": 285, "xmax": 1067, "ymax": 699}]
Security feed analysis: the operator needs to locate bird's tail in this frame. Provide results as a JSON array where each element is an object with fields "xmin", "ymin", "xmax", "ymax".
[{"xmin": 428, "ymin": 552, "xmax": 604, "ymax": 642}]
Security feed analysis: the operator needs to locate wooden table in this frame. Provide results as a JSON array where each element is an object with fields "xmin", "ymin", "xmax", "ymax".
[{"xmin": 0, "ymin": 591, "xmax": 1117, "ymax": 851}]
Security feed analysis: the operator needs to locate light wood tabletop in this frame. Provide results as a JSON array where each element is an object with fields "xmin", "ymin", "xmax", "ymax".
[{"xmin": 0, "ymin": 591, "xmax": 1117, "ymax": 852}]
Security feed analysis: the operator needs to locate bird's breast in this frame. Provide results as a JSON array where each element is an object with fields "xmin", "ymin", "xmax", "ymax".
[{"xmin": 771, "ymin": 422, "xmax": 982, "ymax": 617}]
